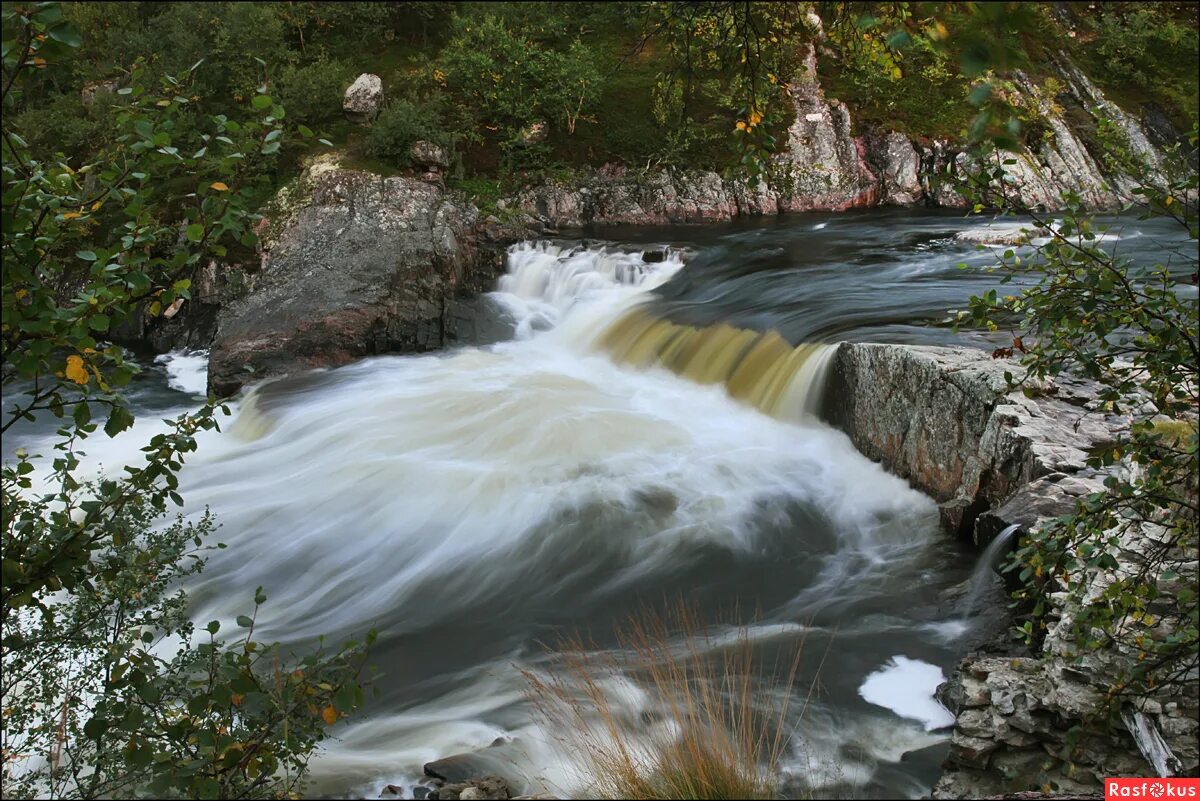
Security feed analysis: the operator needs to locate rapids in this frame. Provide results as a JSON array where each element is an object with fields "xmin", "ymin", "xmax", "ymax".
[{"xmin": 5, "ymin": 209, "xmax": 1193, "ymax": 799}]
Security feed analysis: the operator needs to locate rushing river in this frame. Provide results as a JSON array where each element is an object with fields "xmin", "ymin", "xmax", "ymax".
[{"xmin": 5, "ymin": 209, "xmax": 1195, "ymax": 799}]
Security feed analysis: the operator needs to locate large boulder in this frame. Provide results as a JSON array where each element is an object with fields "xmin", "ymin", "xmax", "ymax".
[
  {"xmin": 343, "ymin": 73, "xmax": 383, "ymax": 123},
  {"xmin": 206, "ymin": 163, "xmax": 504, "ymax": 397},
  {"xmin": 772, "ymin": 30, "xmax": 878, "ymax": 212}
]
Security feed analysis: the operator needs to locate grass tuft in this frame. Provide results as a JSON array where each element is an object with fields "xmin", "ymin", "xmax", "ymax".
[{"xmin": 522, "ymin": 603, "xmax": 817, "ymax": 800}]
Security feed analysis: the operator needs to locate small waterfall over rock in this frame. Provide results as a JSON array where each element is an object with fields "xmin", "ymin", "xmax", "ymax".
[
  {"xmin": 961, "ymin": 523, "xmax": 1021, "ymax": 618},
  {"xmin": 493, "ymin": 241, "xmax": 838, "ymax": 422},
  {"xmin": 595, "ymin": 308, "xmax": 837, "ymax": 422}
]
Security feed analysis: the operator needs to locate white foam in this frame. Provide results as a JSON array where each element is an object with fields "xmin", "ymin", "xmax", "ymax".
[
  {"xmin": 858, "ymin": 656, "xmax": 955, "ymax": 731},
  {"xmin": 154, "ymin": 349, "xmax": 210, "ymax": 396}
]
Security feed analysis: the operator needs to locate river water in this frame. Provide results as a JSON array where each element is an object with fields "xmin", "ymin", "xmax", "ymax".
[{"xmin": 4, "ymin": 209, "xmax": 1194, "ymax": 799}]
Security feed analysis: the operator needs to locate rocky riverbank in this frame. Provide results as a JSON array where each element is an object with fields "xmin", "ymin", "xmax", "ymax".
[
  {"xmin": 821, "ymin": 343, "xmax": 1197, "ymax": 798},
  {"xmin": 116, "ymin": 18, "xmax": 1194, "ymax": 794}
]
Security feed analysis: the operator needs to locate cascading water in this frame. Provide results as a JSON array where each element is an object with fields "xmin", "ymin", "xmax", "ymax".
[
  {"xmin": 162, "ymin": 242, "xmax": 961, "ymax": 798},
  {"xmin": 961, "ymin": 523, "xmax": 1022, "ymax": 619},
  {"xmin": 14, "ymin": 223, "xmax": 1081, "ymax": 800}
]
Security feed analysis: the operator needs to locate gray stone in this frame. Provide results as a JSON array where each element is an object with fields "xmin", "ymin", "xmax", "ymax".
[
  {"xmin": 343, "ymin": 73, "xmax": 383, "ymax": 123},
  {"xmin": 869, "ymin": 131, "xmax": 924, "ymax": 205},
  {"xmin": 411, "ymin": 140, "xmax": 449, "ymax": 170}
]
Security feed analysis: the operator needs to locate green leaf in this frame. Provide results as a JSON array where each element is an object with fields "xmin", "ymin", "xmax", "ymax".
[
  {"xmin": 236, "ymin": 615, "xmax": 254, "ymax": 628},
  {"xmin": 76, "ymin": 250, "xmax": 97, "ymax": 261},
  {"xmin": 104, "ymin": 405, "xmax": 134, "ymax": 437},
  {"xmin": 251, "ymin": 94, "xmax": 273, "ymax": 110},
  {"xmin": 83, "ymin": 716, "xmax": 107, "ymax": 740},
  {"xmin": 47, "ymin": 23, "xmax": 83, "ymax": 47},
  {"xmin": 186, "ymin": 223, "xmax": 205, "ymax": 242},
  {"xmin": 297, "ymin": 125, "xmax": 314, "ymax": 138}
]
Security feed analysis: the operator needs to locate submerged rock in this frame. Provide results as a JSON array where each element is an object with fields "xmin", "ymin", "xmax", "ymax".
[{"xmin": 427, "ymin": 777, "xmax": 510, "ymax": 801}]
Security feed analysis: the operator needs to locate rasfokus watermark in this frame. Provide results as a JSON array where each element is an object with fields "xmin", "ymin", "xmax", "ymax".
[{"xmin": 1106, "ymin": 779, "xmax": 1200, "ymax": 799}]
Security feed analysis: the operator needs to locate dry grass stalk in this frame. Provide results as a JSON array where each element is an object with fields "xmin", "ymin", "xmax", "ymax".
[{"xmin": 523, "ymin": 603, "xmax": 816, "ymax": 800}]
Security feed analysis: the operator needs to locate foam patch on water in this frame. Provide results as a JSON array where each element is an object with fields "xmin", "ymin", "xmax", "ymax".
[
  {"xmin": 154, "ymin": 350, "xmax": 210, "ymax": 396},
  {"xmin": 858, "ymin": 656, "xmax": 954, "ymax": 731}
]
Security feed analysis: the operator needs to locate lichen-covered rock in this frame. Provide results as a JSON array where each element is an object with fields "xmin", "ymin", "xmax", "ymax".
[
  {"xmin": 343, "ymin": 73, "xmax": 383, "ymax": 123},
  {"xmin": 933, "ymin": 653, "xmax": 1197, "ymax": 799},
  {"xmin": 773, "ymin": 36, "xmax": 878, "ymax": 212},
  {"xmin": 868, "ymin": 131, "xmax": 924, "ymax": 206},
  {"xmin": 411, "ymin": 140, "xmax": 450, "ymax": 170},
  {"xmin": 206, "ymin": 166, "xmax": 502, "ymax": 396}
]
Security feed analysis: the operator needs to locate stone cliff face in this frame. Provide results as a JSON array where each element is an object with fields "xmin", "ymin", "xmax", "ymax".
[{"xmin": 822, "ymin": 343, "xmax": 1199, "ymax": 798}]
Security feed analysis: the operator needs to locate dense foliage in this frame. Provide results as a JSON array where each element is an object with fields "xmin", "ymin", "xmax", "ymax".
[{"xmin": 2, "ymin": 4, "xmax": 371, "ymax": 797}]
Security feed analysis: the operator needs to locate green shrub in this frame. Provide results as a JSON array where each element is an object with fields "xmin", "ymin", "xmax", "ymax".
[
  {"xmin": 276, "ymin": 57, "xmax": 357, "ymax": 128},
  {"xmin": 1093, "ymin": 4, "xmax": 1198, "ymax": 91},
  {"xmin": 438, "ymin": 14, "xmax": 601, "ymax": 149},
  {"xmin": 364, "ymin": 95, "xmax": 455, "ymax": 166}
]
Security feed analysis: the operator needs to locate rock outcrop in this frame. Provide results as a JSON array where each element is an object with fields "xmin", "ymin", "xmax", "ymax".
[
  {"xmin": 821, "ymin": 343, "xmax": 1199, "ymax": 798},
  {"xmin": 206, "ymin": 157, "xmax": 505, "ymax": 396},
  {"xmin": 821, "ymin": 343, "xmax": 1128, "ymax": 538},
  {"xmin": 510, "ymin": 46, "xmax": 1179, "ymax": 228},
  {"xmin": 772, "ymin": 22, "xmax": 878, "ymax": 213},
  {"xmin": 343, "ymin": 73, "xmax": 383, "ymax": 123}
]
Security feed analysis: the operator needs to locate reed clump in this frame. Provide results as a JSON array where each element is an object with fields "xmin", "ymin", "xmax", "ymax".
[{"xmin": 523, "ymin": 604, "xmax": 811, "ymax": 800}]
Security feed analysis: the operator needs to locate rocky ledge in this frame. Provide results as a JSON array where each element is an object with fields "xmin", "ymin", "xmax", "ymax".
[{"xmin": 821, "ymin": 343, "xmax": 1198, "ymax": 798}]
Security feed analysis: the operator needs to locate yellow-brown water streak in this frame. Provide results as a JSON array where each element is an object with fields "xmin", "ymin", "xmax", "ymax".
[{"xmin": 595, "ymin": 306, "xmax": 836, "ymax": 422}]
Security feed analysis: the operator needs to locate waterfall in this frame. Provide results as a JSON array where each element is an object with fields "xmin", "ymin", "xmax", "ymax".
[
  {"xmin": 595, "ymin": 308, "xmax": 837, "ymax": 422},
  {"xmin": 961, "ymin": 523, "xmax": 1021, "ymax": 618},
  {"xmin": 491, "ymin": 242, "xmax": 837, "ymax": 422}
]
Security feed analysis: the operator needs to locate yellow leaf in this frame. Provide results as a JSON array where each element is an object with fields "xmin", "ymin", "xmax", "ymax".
[
  {"xmin": 65, "ymin": 355, "xmax": 89, "ymax": 385},
  {"xmin": 63, "ymin": 211, "xmax": 82, "ymax": 220},
  {"xmin": 735, "ymin": 121, "xmax": 747, "ymax": 131},
  {"xmin": 14, "ymin": 289, "xmax": 27, "ymax": 300},
  {"xmin": 210, "ymin": 181, "xmax": 230, "ymax": 192},
  {"xmin": 321, "ymin": 705, "xmax": 338, "ymax": 725},
  {"xmin": 231, "ymin": 693, "xmax": 245, "ymax": 707}
]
